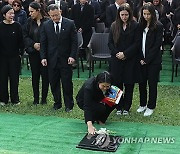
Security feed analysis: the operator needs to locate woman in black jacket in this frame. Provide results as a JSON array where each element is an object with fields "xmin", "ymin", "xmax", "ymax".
[
  {"xmin": 23, "ymin": 2, "xmax": 49, "ymax": 105},
  {"xmin": 0, "ymin": 5, "xmax": 24, "ymax": 105},
  {"xmin": 108, "ymin": 3, "xmax": 141, "ymax": 115},
  {"xmin": 137, "ymin": 2, "xmax": 163, "ymax": 116},
  {"xmin": 76, "ymin": 71, "xmax": 116, "ymax": 135}
]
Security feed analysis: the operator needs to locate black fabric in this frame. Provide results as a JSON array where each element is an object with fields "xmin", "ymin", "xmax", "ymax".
[
  {"xmin": 29, "ymin": 54, "xmax": 49, "ymax": 102},
  {"xmin": 70, "ymin": 3, "xmax": 94, "ymax": 48},
  {"xmin": 56, "ymin": 22, "xmax": 59, "ymax": 34},
  {"xmin": 0, "ymin": 56, "xmax": 20, "ymax": 103},
  {"xmin": 48, "ymin": 59, "xmax": 74, "ymax": 109},
  {"xmin": 23, "ymin": 17, "xmax": 49, "ymax": 54},
  {"xmin": 138, "ymin": 64, "xmax": 161, "ymax": 109},
  {"xmin": 0, "ymin": 22, "xmax": 24, "ymax": 57},
  {"xmin": 77, "ymin": 133, "xmax": 122, "ymax": 152},
  {"xmin": 109, "ymin": 21, "xmax": 141, "ymax": 84}
]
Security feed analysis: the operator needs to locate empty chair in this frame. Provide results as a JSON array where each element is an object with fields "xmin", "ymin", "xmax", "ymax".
[
  {"xmin": 171, "ymin": 35, "xmax": 180, "ymax": 82},
  {"xmin": 88, "ymin": 33, "xmax": 111, "ymax": 77}
]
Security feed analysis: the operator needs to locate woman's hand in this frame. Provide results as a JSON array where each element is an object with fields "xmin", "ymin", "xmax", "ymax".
[
  {"xmin": 177, "ymin": 24, "xmax": 180, "ymax": 30},
  {"xmin": 140, "ymin": 60, "xmax": 146, "ymax": 65},
  {"xmin": 116, "ymin": 52, "xmax": 125, "ymax": 60},
  {"xmin": 34, "ymin": 43, "xmax": 40, "ymax": 51},
  {"xmin": 87, "ymin": 121, "xmax": 96, "ymax": 135}
]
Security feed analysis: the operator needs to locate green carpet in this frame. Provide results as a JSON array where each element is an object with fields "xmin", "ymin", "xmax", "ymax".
[
  {"xmin": 20, "ymin": 49, "xmax": 180, "ymax": 86},
  {"xmin": 0, "ymin": 113, "xmax": 179, "ymax": 154}
]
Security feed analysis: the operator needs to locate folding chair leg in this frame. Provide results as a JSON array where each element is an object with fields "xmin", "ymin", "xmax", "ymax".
[
  {"xmin": 175, "ymin": 64, "xmax": 178, "ymax": 77},
  {"xmin": 89, "ymin": 60, "xmax": 91, "ymax": 78},
  {"xmin": 99, "ymin": 61, "xmax": 102, "ymax": 68},
  {"xmin": 27, "ymin": 57, "xmax": 30, "ymax": 70},
  {"xmin": 171, "ymin": 64, "xmax": 174, "ymax": 82},
  {"xmin": 77, "ymin": 59, "xmax": 80, "ymax": 78},
  {"xmin": 92, "ymin": 61, "xmax": 94, "ymax": 72},
  {"xmin": 80, "ymin": 57, "xmax": 84, "ymax": 72}
]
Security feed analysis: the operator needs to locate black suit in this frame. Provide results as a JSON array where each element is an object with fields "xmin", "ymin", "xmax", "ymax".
[
  {"xmin": 106, "ymin": 4, "xmax": 117, "ymax": 28},
  {"xmin": 139, "ymin": 22, "xmax": 163, "ymax": 109},
  {"xmin": 71, "ymin": 2, "xmax": 94, "ymax": 48},
  {"xmin": 40, "ymin": 17, "xmax": 78, "ymax": 109},
  {"xmin": 171, "ymin": 0, "xmax": 180, "ymax": 13}
]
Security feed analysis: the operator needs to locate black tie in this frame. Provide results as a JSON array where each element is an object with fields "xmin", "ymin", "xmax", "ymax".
[{"xmin": 56, "ymin": 22, "xmax": 59, "ymax": 34}]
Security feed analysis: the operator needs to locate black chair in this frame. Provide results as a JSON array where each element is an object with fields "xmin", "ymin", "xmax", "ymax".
[
  {"xmin": 77, "ymin": 32, "xmax": 84, "ymax": 78},
  {"xmin": 171, "ymin": 35, "xmax": 180, "ymax": 82},
  {"xmin": 88, "ymin": 33, "xmax": 111, "ymax": 78},
  {"xmin": 95, "ymin": 22, "xmax": 105, "ymax": 33}
]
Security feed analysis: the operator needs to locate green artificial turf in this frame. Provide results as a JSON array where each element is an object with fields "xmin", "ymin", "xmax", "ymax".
[{"xmin": 0, "ymin": 113, "xmax": 179, "ymax": 154}]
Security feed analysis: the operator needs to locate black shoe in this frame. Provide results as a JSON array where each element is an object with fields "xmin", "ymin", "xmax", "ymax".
[
  {"xmin": 40, "ymin": 100, "xmax": 47, "ymax": 105},
  {"xmin": 33, "ymin": 100, "xmax": 39, "ymax": 105},
  {"xmin": 12, "ymin": 102, "xmax": 21, "ymax": 105},
  {"xmin": 11, "ymin": 100, "xmax": 20, "ymax": 105},
  {"xmin": 65, "ymin": 108, "xmax": 73, "ymax": 112},
  {"xmin": 53, "ymin": 103, "xmax": 62, "ymax": 110}
]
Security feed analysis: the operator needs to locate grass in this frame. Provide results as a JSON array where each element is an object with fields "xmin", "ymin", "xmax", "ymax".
[{"xmin": 0, "ymin": 77, "xmax": 180, "ymax": 126}]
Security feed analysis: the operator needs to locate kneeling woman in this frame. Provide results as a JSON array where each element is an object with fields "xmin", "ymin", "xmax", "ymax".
[{"xmin": 76, "ymin": 71, "xmax": 117, "ymax": 135}]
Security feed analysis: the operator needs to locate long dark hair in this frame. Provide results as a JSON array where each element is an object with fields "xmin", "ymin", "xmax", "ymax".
[
  {"xmin": 29, "ymin": 1, "xmax": 47, "ymax": 18},
  {"xmin": 96, "ymin": 71, "xmax": 112, "ymax": 84},
  {"xmin": 139, "ymin": 2, "xmax": 158, "ymax": 31},
  {"xmin": 111, "ymin": 3, "xmax": 133, "ymax": 45},
  {"xmin": 153, "ymin": 0, "xmax": 164, "ymax": 17}
]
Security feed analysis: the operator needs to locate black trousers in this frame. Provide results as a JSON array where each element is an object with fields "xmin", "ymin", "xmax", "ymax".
[
  {"xmin": 48, "ymin": 59, "xmax": 74, "ymax": 109},
  {"xmin": 0, "ymin": 55, "xmax": 20, "ymax": 103},
  {"xmin": 114, "ymin": 82, "xmax": 134, "ymax": 111},
  {"xmin": 91, "ymin": 103, "xmax": 116, "ymax": 123},
  {"xmin": 82, "ymin": 29, "xmax": 92, "ymax": 48},
  {"xmin": 29, "ymin": 54, "xmax": 49, "ymax": 102},
  {"xmin": 139, "ymin": 64, "xmax": 161, "ymax": 109}
]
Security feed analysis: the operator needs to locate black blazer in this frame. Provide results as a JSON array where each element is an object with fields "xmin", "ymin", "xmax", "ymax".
[
  {"xmin": 23, "ymin": 17, "xmax": 49, "ymax": 54},
  {"xmin": 106, "ymin": 4, "xmax": 117, "ymax": 28},
  {"xmin": 40, "ymin": 17, "xmax": 78, "ymax": 68},
  {"xmin": 70, "ymin": 2, "xmax": 94, "ymax": 32},
  {"xmin": 108, "ymin": 21, "xmax": 141, "ymax": 84},
  {"xmin": 139, "ymin": 21, "xmax": 163, "ymax": 65},
  {"xmin": 76, "ymin": 77, "xmax": 106, "ymax": 123}
]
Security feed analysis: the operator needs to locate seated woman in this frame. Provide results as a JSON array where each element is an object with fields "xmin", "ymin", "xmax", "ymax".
[{"xmin": 76, "ymin": 71, "xmax": 117, "ymax": 135}]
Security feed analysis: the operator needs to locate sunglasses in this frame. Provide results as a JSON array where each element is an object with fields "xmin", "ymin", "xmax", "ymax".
[{"xmin": 13, "ymin": 4, "xmax": 20, "ymax": 7}]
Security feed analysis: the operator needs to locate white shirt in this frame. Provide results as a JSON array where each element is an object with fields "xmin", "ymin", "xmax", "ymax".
[
  {"xmin": 53, "ymin": 17, "xmax": 62, "ymax": 33},
  {"xmin": 55, "ymin": 0, "xmax": 61, "ymax": 6},
  {"xmin": 115, "ymin": 2, "xmax": 120, "ymax": 10},
  {"xmin": 142, "ymin": 27, "xmax": 149, "ymax": 58},
  {"xmin": 74, "ymin": 0, "xmax": 77, "ymax": 5},
  {"xmin": 167, "ymin": 0, "xmax": 172, "ymax": 5}
]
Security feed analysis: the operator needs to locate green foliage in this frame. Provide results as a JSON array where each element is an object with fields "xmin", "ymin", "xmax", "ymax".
[{"xmin": 0, "ymin": 78, "xmax": 180, "ymax": 126}]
